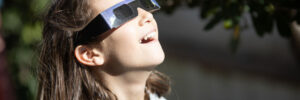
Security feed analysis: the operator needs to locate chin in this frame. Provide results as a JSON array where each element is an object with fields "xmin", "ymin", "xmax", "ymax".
[
  {"xmin": 155, "ymin": 51, "xmax": 165, "ymax": 65},
  {"xmin": 146, "ymin": 50, "xmax": 165, "ymax": 67},
  {"xmin": 150, "ymin": 43, "xmax": 166, "ymax": 66}
]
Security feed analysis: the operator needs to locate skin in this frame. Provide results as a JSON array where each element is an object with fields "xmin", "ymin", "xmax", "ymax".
[{"xmin": 74, "ymin": 0, "xmax": 165, "ymax": 100}]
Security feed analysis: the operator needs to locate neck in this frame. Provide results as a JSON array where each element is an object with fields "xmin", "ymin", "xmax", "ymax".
[{"xmin": 95, "ymin": 68, "xmax": 152, "ymax": 100}]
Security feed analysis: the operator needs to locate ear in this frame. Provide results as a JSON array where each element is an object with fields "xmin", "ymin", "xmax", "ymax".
[{"xmin": 74, "ymin": 45, "xmax": 105, "ymax": 66}]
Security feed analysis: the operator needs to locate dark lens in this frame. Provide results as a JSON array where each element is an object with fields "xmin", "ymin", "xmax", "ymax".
[
  {"xmin": 114, "ymin": 4, "xmax": 134, "ymax": 19},
  {"xmin": 139, "ymin": 0, "xmax": 160, "ymax": 11},
  {"xmin": 112, "ymin": 4, "xmax": 138, "ymax": 28},
  {"xmin": 140, "ymin": 0, "xmax": 153, "ymax": 9}
]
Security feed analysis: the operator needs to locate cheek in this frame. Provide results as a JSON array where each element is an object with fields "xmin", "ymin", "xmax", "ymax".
[
  {"xmin": 110, "ymin": 25, "xmax": 139, "ymax": 51},
  {"xmin": 103, "ymin": 23, "xmax": 144, "ymax": 66}
]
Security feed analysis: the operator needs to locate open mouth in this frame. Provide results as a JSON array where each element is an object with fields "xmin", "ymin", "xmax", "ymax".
[{"xmin": 140, "ymin": 30, "xmax": 156, "ymax": 44}]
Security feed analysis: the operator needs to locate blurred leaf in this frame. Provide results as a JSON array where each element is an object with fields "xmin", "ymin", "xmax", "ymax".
[
  {"xmin": 200, "ymin": 0, "xmax": 221, "ymax": 19},
  {"xmin": 204, "ymin": 7, "xmax": 221, "ymax": 18},
  {"xmin": 249, "ymin": 1, "xmax": 274, "ymax": 37},
  {"xmin": 21, "ymin": 22, "xmax": 42, "ymax": 45},
  {"xmin": 265, "ymin": 4, "xmax": 275, "ymax": 14},
  {"xmin": 30, "ymin": 0, "xmax": 48, "ymax": 14},
  {"xmin": 186, "ymin": 0, "xmax": 201, "ymax": 8},
  {"xmin": 224, "ymin": 19, "xmax": 233, "ymax": 29},
  {"xmin": 2, "ymin": 9, "xmax": 22, "ymax": 34},
  {"xmin": 204, "ymin": 12, "xmax": 223, "ymax": 30},
  {"xmin": 274, "ymin": 10, "xmax": 292, "ymax": 37}
]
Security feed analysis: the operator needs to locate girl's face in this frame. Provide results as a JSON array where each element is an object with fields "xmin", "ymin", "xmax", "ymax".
[{"xmin": 92, "ymin": 0, "xmax": 165, "ymax": 70}]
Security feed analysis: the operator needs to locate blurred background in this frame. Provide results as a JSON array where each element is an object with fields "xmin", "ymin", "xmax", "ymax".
[{"xmin": 0, "ymin": 0, "xmax": 300, "ymax": 100}]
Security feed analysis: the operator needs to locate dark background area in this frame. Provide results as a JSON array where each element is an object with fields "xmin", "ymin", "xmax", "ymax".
[{"xmin": 156, "ymin": 6, "xmax": 300, "ymax": 100}]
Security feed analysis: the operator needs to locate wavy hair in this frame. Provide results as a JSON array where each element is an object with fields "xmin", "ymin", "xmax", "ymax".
[{"xmin": 37, "ymin": 0, "xmax": 171, "ymax": 100}]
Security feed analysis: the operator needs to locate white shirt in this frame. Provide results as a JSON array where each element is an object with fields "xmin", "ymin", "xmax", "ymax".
[{"xmin": 148, "ymin": 91, "xmax": 167, "ymax": 100}]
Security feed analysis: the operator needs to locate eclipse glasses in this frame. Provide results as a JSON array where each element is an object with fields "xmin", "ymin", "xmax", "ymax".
[{"xmin": 75, "ymin": 0, "xmax": 161, "ymax": 44}]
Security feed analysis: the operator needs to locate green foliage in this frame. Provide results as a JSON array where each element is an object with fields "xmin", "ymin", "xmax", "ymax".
[
  {"xmin": 21, "ymin": 22, "xmax": 42, "ymax": 45},
  {"xmin": 2, "ymin": 0, "xmax": 48, "ymax": 99},
  {"xmin": 2, "ymin": 9, "xmax": 22, "ymax": 34},
  {"xmin": 159, "ymin": 0, "xmax": 300, "ymax": 51}
]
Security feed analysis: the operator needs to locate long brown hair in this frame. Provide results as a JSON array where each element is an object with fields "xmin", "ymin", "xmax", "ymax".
[{"xmin": 37, "ymin": 0, "xmax": 171, "ymax": 100}]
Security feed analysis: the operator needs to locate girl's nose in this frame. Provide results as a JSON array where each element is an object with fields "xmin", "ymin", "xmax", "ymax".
[{"xmin": 138, "ymin": 8, "xmax": 154, "ymax": 26}]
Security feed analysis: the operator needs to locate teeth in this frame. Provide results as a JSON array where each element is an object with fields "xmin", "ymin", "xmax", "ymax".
[
  {"xmin": 146, "ymin": 33, "xmax": 154, "ymax": 39},
  {"xmin": 140, "ymin": 32, "xmax": 155, "ymax": 43},
  {"xmin": 144, "ymin": 36, "xmax": 148, "ymax": 41}
]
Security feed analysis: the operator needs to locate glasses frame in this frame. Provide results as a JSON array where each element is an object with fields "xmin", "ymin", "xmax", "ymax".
[{"xmin": 74, "ymin": 0, "xmax": 161, "ymax": 45}]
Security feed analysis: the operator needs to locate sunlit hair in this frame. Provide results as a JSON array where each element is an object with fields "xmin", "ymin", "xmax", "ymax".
[{"xmin": 37, "ymin": 0, "xmax": 171, "ymax": 100}]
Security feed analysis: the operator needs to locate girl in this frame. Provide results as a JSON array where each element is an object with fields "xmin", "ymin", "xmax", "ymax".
[{"xmin": 38, "ymin": 0, "xmax": 171, "ymax": 100}]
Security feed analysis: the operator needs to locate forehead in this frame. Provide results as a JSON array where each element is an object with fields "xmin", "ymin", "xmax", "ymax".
[{"xmin": 91, "ymin": 0, "xmax": 124, "ymax": 13}]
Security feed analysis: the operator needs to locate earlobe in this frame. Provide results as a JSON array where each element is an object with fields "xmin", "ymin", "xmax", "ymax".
[
  {"xmin": 74, "ymin": 45, "xmax": 105, "ymax": 66},
  {"xmin": 93, "ymin": 56, "xmax": 104, "ymax": 66}
]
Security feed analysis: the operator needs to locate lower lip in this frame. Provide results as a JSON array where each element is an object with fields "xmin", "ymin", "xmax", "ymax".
[
  {"xmin": 141, "ymin": 38, "xmax": 157, "ymax": 44},
  {"xmin": 148, "ymin": 38, "xmax": 158, "ymax": 43}
]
